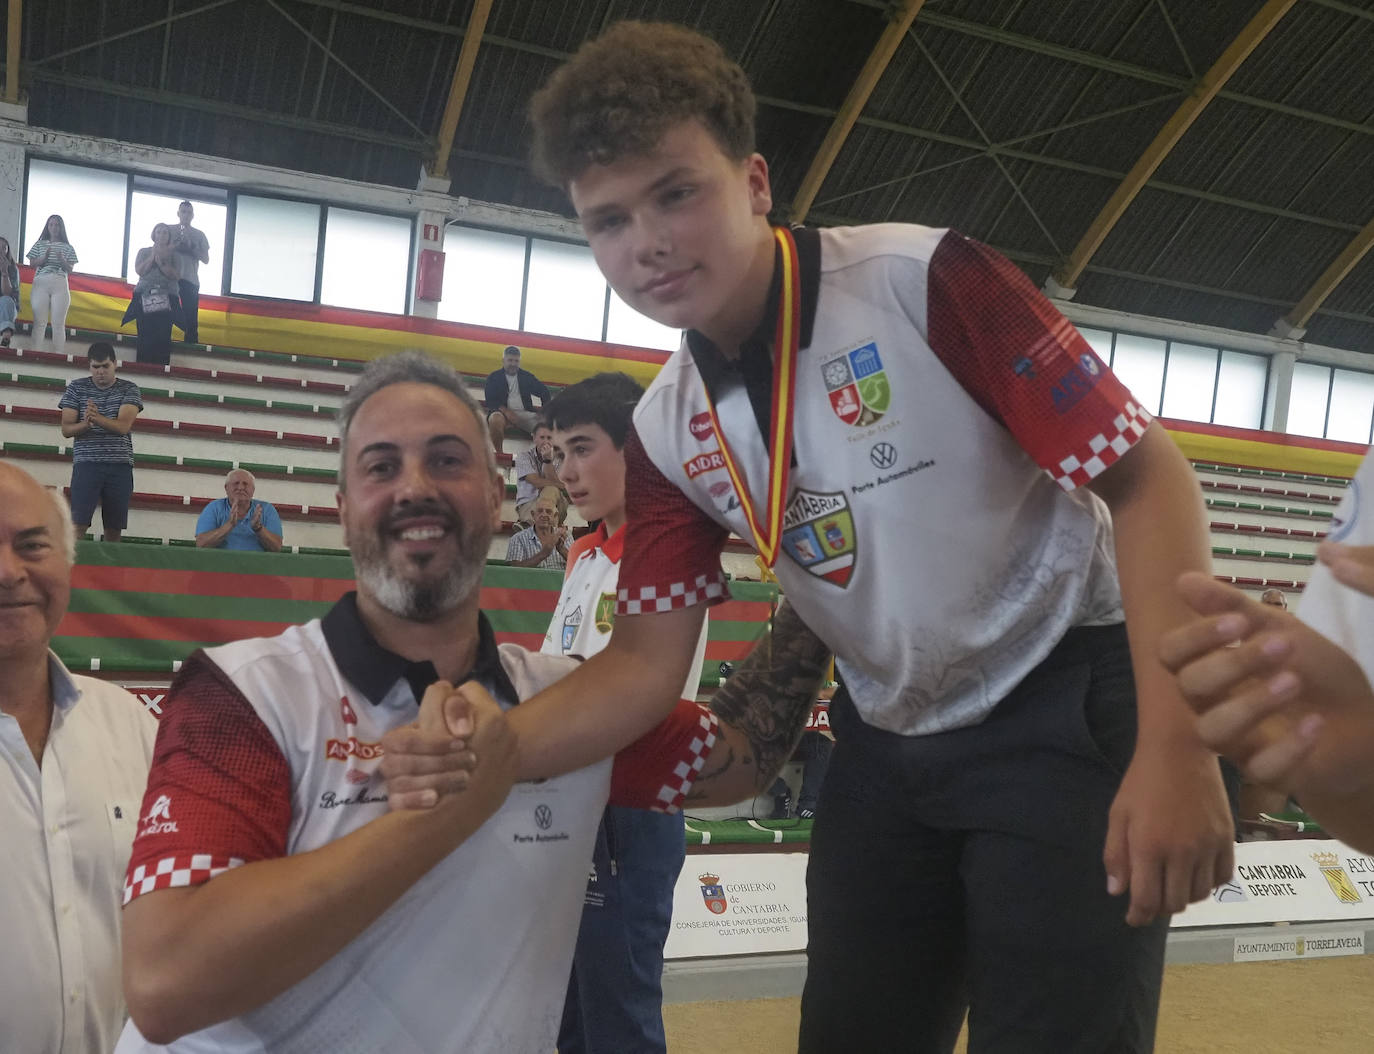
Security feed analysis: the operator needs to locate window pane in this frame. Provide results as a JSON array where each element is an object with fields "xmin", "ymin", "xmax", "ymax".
[
  {"xmin": 1076, "ymin": 326, "xmax": 1114, "ymax": 363},
  {"xmin": 523, "ymin": 239, "xmax": 606, "ymax": 341},
  {"xmin": 1287, "ymin": 362, "xmax": 1331, "ymax": 439},
  {"xmin": 24, "ymin": 159, "xmax": 128, "ymax": 278},
  {"xmin": 1160, "ymin": 342, "xmax": 1218, "ymax": 423},
  {"xmin": 321, "ymin": 208, "xmax": 410, "ymax": 314},
  {"xmin": 605, "ymin": 290, "xmax": 681, "ymax": 351},
  {"xmin": 1326, "ymin": 369, "xmax": 1374, "ymax": 445},
  {"xmin": 229, "ymin": 196, "xmax": 321, "ymax": 301},
  {"xmin": 1108, "ymin": 333, "xmax": 1167, "ymax": 414},
  {"xmin": 437, "ymin": 226, "xmax": 525, "ymax": 330},
  {"xmin": 1212, "ymin": 351, "xmax": 1267, "ymax": 430},
  {"xmin": 126, "ymin": 193, "xmax": 227, "ymax": 295}
]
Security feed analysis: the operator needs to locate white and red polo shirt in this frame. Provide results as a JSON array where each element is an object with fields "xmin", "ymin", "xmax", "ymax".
[
  {"xmin": 544, "ymin": 521, "xmax": 708, "ymax": 694},
  {"xmin": 115, "ymin": 593, "xmax": 717, "ymax": 1054},
  {"xmin": 618, "ymin": 224, "xmax": 1145, "ymax": 735}
]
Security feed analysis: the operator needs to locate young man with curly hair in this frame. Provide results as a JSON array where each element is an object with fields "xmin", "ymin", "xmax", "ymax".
[{"xmin": 504, "ymin": 20, "xmax": 1234, "ymax": 1053}]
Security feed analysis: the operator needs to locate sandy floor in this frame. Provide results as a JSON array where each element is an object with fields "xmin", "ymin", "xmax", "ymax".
[{"xmin": 663, "ymin": 955, "xmax": 1374, "ymax": 1053}]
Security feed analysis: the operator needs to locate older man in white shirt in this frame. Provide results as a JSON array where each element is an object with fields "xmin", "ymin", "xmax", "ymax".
[{"xmin": 0, "ymin": 462, "xmax": 157, "ymax": 1054}]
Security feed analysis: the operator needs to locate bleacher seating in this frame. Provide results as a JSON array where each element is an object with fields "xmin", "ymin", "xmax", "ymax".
[
  {"xmin": 0, "ymin": 324, "xmax": 764, "ymax": 573},
  {"xmin": 57, "ymin": 542, "xmax": 778, "ymax": 692}
]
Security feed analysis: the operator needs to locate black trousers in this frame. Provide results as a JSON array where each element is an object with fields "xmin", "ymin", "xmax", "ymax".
[
  {"xmin": 799, "ymin": 624, "xmax": 1167, "ymax": 1054},
  {"xmin": 137, "ymin": 310, "xmax": 175, "ymax": 366},
  {"xmin": 177, "ymin": 279, "xmax": 200, "ymax": 344}
]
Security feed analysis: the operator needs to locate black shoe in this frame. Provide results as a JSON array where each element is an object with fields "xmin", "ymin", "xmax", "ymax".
[
  {"xmin": 770, "ymin": 793, "xmax": 794, "ymax": 820},
  {"xmin": 798, "ymin": 808, "xmax": 816, "ymax": 821}
]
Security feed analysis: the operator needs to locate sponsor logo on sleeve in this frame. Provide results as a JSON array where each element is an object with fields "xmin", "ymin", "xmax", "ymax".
[
  {"xmin": 1048, "ymin": 352, "xmax": 1105, "ymax": 414},
  {"xmin": 136, "ymin": 794, "xmax": 180, "ymax": 839},
  {"xmin": 689, "ymin": 411, "xmax": 715, "ymax": 442}
]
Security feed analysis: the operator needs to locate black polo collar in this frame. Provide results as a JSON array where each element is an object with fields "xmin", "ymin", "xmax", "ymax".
[
  {"xmin": 320, "ymin": 591, "xmax": 519, "ymax": 708},
  {"xmin": 685, "ymin": 225, "xmax": 822, "ymax": 448}
]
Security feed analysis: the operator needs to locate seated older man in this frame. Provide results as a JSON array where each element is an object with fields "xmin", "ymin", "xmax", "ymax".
[
  {"xmin": 505, "ymin": 486, "xmax": 570, "ymax": 570},
  {"xmin": 195, "ymin": 469, "xmax": 283, "ymax": 552},
  {"xmin": 0, "ymin": 462, "xmax": 157, "ymax": 1053}
]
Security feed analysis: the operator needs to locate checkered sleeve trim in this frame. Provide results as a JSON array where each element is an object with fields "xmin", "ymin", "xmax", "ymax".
[
  {"xmin": 652, "ymin": 710, "xmax": 719, "ymax": 814},
  {"xmin": 617, "ymin": 570, "xmax": 729, "ymax": 616},
  {"xmin": 123, "ymin": 854, "xmax": 246, "ymax": 905},
  {"xmin": 610, "ymin": 703, "xmax": 719, "ymax": 813},
  {"xmin": 617, "ymin": 424, "xmax": 731, "ymax": 617},
  {"xmin": 1051, "ymin": 401, "xmax": 1154, "ymax": 491}
]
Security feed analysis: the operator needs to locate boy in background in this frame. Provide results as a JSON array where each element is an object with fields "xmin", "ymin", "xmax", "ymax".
[{"xmin": 542, "ymin": 372, "xmax": 708, "ymax": 1054}]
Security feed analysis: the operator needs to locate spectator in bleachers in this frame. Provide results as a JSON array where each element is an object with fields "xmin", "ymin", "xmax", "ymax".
[
  {"xmin": 0, "ymin": 462, "xmax": 157, "ymax": 1054},
  {"xmin": 58, "ymin": 343, "xmax": 142, "ymax": 543},
  {"xmin": 0, "ymin": 235, "xmax": 19, "ymax": 346},
  {"xmin": 195, "ymin": 469, "xmax": 283, "ymax": 552},
  {"xmin": 26, "ymin": 214, "xmax": 77, "ymax": 352},
  {"xmin": 513, "ymin": 420, "xmax": 564, "ymax": 523},
  {"xmin": 1260, "ymin": 587, "xmax": 1288, "ymax": 610},
  {"xmin": 505, "ymin": 487, "xmax": 569, "ymax": 569},
  {"xmin": 484, "ymin": 345, "xmax": 550, "ymax": 454},
  {"xmin": 171, "ymin": 201, "xmax": 210, "ymax": 346},
  {"xmin": 125, "ymin": 223, "xmax": 184, "ymax": 367}
]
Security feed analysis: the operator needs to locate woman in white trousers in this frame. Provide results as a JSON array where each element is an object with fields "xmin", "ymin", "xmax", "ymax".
[{"xmin": 27, "ymin": 214, "xmax": 78, "ymax": 350}]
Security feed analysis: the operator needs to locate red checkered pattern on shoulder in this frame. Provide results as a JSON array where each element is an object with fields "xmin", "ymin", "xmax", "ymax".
[
  {"xmin": 610, "ymin": 701, "xmax": 718, "ymax": 813},
  {"xmin": 617, "ymin": 425, "xmax": 731, "ymax": 616},
  {"xmin": 926, "ymin": 231, "xmax": 1148, "ymax": 490},
  {"xmin": 123, "ymin": 653, "xmax": 292, "ymax": 905}
]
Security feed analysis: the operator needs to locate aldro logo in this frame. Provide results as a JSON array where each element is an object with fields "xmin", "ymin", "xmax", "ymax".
[{"xmin": 684, "ymin": 451, "xmax": 726, "ymax": 479}]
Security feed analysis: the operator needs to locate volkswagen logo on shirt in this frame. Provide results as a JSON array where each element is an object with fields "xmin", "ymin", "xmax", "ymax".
[
  {"xmin": 870, "ymin": 442, "xmax": 898, "ymax": 469},
  {"xmin": 534, "ymin": 804, "xmax": 553, "ymax": 830}
]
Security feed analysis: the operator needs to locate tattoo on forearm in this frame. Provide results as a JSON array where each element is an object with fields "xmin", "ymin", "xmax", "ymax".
[{"xmin": 689, "ymin": 600, "xmax": 830, "ymax": 799}]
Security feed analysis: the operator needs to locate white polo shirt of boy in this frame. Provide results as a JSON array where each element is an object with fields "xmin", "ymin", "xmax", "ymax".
[
  {"xmin": 543, "ymin": 521, "xmax": 708, "ymax": 694},
  {"xmin": 615, "ymin": 223, "xmax": 1145, "ymax": 736}
]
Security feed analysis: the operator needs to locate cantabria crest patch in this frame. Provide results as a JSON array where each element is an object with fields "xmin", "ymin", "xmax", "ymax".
[
  {"xmin": 781, "ymin": 488, "xmax": 856, "ymax": 587},
  {"xmin": 822, "ymin": 342, "xmax": 890, "ymax": 427}
]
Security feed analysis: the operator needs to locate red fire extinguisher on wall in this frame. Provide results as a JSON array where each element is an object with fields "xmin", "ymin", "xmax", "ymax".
[{"xmin": 416, "ymin": 248, "xmax": 445, "ymax": 302}]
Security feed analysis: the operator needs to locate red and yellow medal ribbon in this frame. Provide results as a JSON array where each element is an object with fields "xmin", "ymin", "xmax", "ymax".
[{"xmin": 704, "ymin": 226, "xmax": 801, "ymax": 567}]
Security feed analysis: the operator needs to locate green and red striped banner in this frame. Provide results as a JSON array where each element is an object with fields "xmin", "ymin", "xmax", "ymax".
[{"xmin": 56, "ymin": 542, "xmax": 778, "ymax": 689}]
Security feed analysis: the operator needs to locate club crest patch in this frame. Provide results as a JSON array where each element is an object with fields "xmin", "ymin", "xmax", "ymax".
[
  {"xmin": 561, "ymin": 605, "xmax": 583, "ymax": 653},
  {"xmin": 781, "ymin": 489, "xmax": 856, "ymax": 587},
  {"xmin": 594, "ymin": 593, "xmax": 616, "ymax": 635},
  {"xmin": 822, "ymin": 342, "xmax": 890, "ymax": 427}
]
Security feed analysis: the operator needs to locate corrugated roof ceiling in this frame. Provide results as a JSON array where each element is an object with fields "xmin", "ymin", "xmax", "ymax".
[{"xmin": 11, "ymin": 0, "xmax": 1374, "ymax": 353}]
